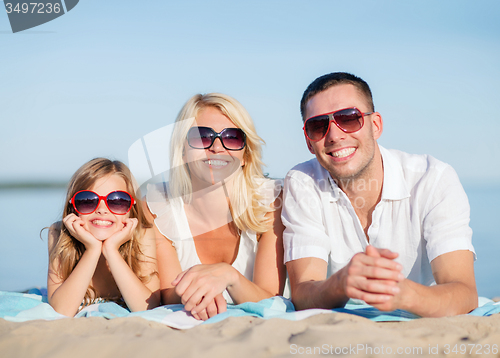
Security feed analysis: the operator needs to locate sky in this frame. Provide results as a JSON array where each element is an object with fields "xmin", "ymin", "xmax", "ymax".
[{"xmin": 1, "ymin": 0, "xmax": 499, "ymax": 186}]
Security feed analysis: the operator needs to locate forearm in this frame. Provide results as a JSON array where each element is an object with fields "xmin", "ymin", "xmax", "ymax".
[
  {"xmin": 399, "ymin": 279, "xmax": 478, "ymax": 317},
  {"xmin": 48, "ymin": 248, "xmax": 101, "ymax": 316},
  {"xmin": 226, "ymin": 266, "xmax": 278, "ymax": 304},
  {"xmin": 103, "ymin": 249, "xmax": 160, "ymax": 311},
  {"xmin": 291, "ymin": 271, "xmax": 349, "ymax": 310},
  {"xmin": 161, "ymin": 286, "xmax": 182, "ymax": 305}
]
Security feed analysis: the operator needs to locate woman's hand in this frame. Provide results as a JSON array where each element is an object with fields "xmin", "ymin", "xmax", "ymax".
[
  {"xmin": 172, "ymin": 263, "xmax": 236, "ymax": 317},
  {"xmin": 102, "ymin": 218, "xmax": 138, "ymax": 255},
  {"xmin": 63, "ymin": 214, "xmax": 101, "ymax": 251},
  {"xmin": 190, "ymin": 293, "xmax": 227, "ymax": 321}
]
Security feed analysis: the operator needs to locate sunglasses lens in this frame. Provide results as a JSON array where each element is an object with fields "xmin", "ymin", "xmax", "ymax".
[
  {"xmin": 188, "ymin": 127, "xmax": 246, "ymax": 150},
  {"xmin": 305, "ymin": 115, "xmax": 330, "ymax": 141},
  {"xmin": 187, "ymin": 127, "xmax": 214, "ymax": 149},
  {"xmin": 73, "ymin": 191, "xmax": 99, "ymax": 214},
  {"xmin": 106, "ymin": 191, "xmax": 132, "ymax": 214},
  {"xmin": 333, "ymin": 108, "xmax": 363, "ymax": 132},
  {"xmin": 305, "ymin": 108, "xmax": 364, "ymax": 141},
  {"xmin": 221, "ymin": 128, "xmax": 245, "ymax": 150}
]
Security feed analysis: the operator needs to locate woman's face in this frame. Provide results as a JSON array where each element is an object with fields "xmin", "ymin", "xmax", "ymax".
[
  {"xmin": 78, "ymin": 174, "xmax": 132, "ymax": 241},
  {"xmin": 184, "ymin": 106, "xmax": 245, "ymax": 188}
]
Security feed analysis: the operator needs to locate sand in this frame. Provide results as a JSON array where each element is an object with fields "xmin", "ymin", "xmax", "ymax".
[{"xmin": 1, "ymin": 312, "xmax": 500, "ymax": 358}]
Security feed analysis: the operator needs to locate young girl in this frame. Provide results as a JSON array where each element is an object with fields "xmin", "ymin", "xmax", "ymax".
[{"xmin": 47, "ymin": 158, "xmax": 160, "ymax": 316}]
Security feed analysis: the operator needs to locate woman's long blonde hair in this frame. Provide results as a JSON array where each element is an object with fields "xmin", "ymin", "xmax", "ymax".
[
  {"xmin": 49, "ymin": 158, "xmax": 153, "ymax": 305},
  {"xmin": 169, "ymin": 93, "xmax": 273, "ymax": 234}
]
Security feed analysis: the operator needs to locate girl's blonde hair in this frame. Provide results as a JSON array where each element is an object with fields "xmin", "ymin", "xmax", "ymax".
[
  {"xmin": 169, "ymin": 93, "xmax": 273, "ymax": 234},
  {"xmin": 49, "ymin": 158, "xmax": 152, "ymax": 306}
]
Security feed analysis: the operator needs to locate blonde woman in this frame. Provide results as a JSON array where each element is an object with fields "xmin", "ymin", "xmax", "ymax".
[
  {"xmin": 47, "ymin": 158, "xmax": 160, "ymax": 316},
  {"xmin": 147, "ymin": 93, "xmax": 285, "ymax": 320}
]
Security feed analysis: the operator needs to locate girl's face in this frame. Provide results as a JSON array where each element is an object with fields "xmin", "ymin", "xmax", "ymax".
[
  {"xmin": 78, "ymin": 174, "xmax": 132, "ymax": 241},
  {"xmin": 183, "ymin": 106, "xmax": 246, "ymax": 189}
]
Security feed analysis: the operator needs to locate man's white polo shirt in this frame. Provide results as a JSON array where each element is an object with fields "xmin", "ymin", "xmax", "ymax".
[{"xmin": 282, "ymin": 145, "xmax": 475, "ymax": 285}]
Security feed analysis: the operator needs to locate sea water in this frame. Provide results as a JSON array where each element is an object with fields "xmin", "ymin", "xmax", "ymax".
[{"xmin": 0, "ymin": 185, "xmax": 498, "ymax": 298}]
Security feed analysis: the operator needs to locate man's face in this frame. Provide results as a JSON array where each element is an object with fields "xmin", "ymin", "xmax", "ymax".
[{"xmin": 304, "ymin": 84, "xmax": 383, "ymax": 182}]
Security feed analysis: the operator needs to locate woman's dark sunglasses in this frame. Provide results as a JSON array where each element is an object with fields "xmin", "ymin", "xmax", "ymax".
[
  {"xmin": 70, "ymin": 190, "xmax": 135, "ymax": 215},
  {"xmin": 187, "ymin": 126, "xmax": 246, "ymax": 151},
  {"xmin": 303, "ymin": 107, "xmax": 373, "ymax": 141}
]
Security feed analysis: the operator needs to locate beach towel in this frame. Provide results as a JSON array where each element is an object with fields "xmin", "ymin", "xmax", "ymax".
[{"xmin": 1, "ymin": 289, "xmax": 499, "ymax": 329}]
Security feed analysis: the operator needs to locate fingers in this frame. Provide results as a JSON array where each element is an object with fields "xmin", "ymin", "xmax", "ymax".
[
  {"xmin": 343, "ymin": 250, "xmax": 405, "ymax": 304},
  {"xmin": 124, "ymin": 217, "xmax": 138, "ymax": 232},
  {"xmin": 171, "ymin": 270, "xmax": 187, "ymax": 287},
  {"xmin": 104, "ymin": 218, "xmax": 137, "ymax": 248},
  {"xmin": 204, "ymin": 300, "xmax": 219, "ymax": 319},
  {"xmin": 350, "ymin": 253, "xmax": 403, "ymax": 281},
  {"xmin": 346, "ymin": 286, "xmax": 396, "ymax": 304},
  {"xmin": 63, "ymin": 214, "xmax": 80, "ymax": 236},
  {"xmin": 173, "ymin": 264, "xmax": 229, "ymax": 311},
  {"xmin": 174, "ymin": 271, "xmax": 195, "ymax": 299},
  {"xmin": 365, "ymin": 245, "xmax": 381, "ymax": 258},
  {"xmin": 172, "ymin": 264, "xmax": 230, "ymax": 317},
  {"xmin": 214, "ymin": 293, "xmax": 227, "ymax": 314},
  {"xmin": 195, "ymin": 308, "xmax": 209, "ymax": 321},
  {"xmin": 63, "ymin": 214, "xmax": 98, "ymax": 247},
  {"xmin": 183, "ymin": 287, "xmax": 215, "ymax": 313},
  {"xmin": 366, "ymin": 245, "xmax": 399, "ymax": 260},
  {"xmin": 177, "ymin": 278, "xmax": 218, "ymax": 313},
  {"xmin": 190, "ymin": 296, "xmax": 226, "ymax": 321},
  {"xmin": 345, "ymin": 274, "xmax": 400, "ymax": 296}
]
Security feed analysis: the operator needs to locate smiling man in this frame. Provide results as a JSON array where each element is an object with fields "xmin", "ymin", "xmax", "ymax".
[{"xmin": 282, "ymin": 72, "xmax": 477, "ymax": 317}]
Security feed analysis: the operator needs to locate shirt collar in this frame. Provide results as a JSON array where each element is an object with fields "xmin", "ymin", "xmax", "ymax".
[
  {"xmin": 327, "ymin": 174, "xmax": 342, "ymax": 202},
  {"xmin": 379, "ymin": 145, "xmax": 411, "ymax": 201},
  {"xmin": 324, "ymin": 145, "xmax": 410, "ymax": 202}
]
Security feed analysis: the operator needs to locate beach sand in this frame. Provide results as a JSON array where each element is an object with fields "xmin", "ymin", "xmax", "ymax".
[{"xmin": 1, "ymin": 312, "xmax": 500, "ymax": 357}]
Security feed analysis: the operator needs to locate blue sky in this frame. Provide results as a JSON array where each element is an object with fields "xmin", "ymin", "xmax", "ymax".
[{"xmin": 1, "ymin": 0, "xmax": 499, "ymax": 184}]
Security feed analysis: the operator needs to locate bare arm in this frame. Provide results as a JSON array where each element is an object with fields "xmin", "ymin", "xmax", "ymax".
[
  {"xmin": 287, "ymin": 246, "xmax": 403, "ymax": 310},
  {"xmin": 229, "ymin": 193, "xmax": 286, "ymax": 301},
  {"xmin": 47, "ymin": 219, "xmax": 102, "ymax": 316},
  {"xmin": 102, "ymin": 224, "xmax": 161, "ymax": 311},
  {"xmin": 371, "ymin": 250, "xmax": 477, "ymax": 317},
  {"xmin": 155, "ymin": 225, "xmax": 183, "ymax": 305},
  {"xmin": 152, "ymin": 209, "xmax": 227, "ymax": 320},
  {"xmin": 173, "ymin": 195, "xmax": 286, "ymax": 315},
  {"xmin": 286, "ymin": 257, "xmax": 344, "ymax": 310}
]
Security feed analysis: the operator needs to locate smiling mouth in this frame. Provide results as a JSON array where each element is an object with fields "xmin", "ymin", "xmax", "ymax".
[
  {"xmin": 328, "ymin": 147, "xmax": 356, "ymax": 158},
  {"xmin": 91, "ymin": 219, "xmax": 113, "ymax": 226},
  {"xmin": 204, "ymin": 160, "xmax": 229, "ymax": 167}
]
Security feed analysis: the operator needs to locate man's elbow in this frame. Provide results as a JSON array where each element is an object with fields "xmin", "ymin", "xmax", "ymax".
[
  {"xmin": 444, "ymin": 285, "xmax": 478, "ymax": 316},
  {"xmin": 457, "ymin": 290, "xmax": 478, "ymax": 315}
]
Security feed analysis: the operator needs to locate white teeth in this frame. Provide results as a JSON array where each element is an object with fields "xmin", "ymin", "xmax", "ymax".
[
  {"xmin": 331, "ymin": 148, "xmax": 355, "ymax": 158},
  {"xmin": 204, "ymin": 160, "xmax": 228, "ymax": 166},
  {"xmin": 92, "ymin": 220, "xmax": 113, "ymax": 226}
]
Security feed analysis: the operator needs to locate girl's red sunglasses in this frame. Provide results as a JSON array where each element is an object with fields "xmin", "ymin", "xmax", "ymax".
[{"xmin": 69, "ymin": 190, "xmax": 134, "ymax": 215}]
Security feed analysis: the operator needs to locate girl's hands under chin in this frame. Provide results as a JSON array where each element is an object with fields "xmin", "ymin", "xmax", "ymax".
[
  {"xmin": 102, "ymin": 218, "xmax": 138, "ymax": 253},
  {"xmin": 63, "ymin": 213, "xmax": 102, "ymax": 251}
]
